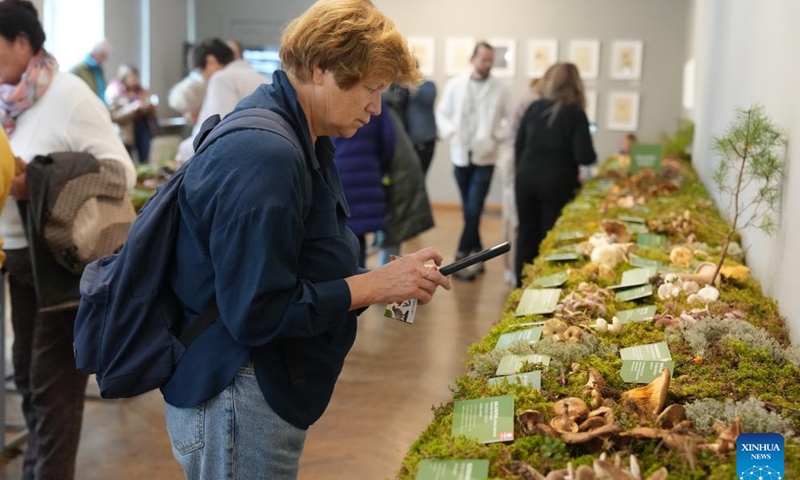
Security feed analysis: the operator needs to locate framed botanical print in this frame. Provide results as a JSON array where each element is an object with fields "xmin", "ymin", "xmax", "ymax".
[
  {"xmin": 584, "ymin": 90, "xmax": 597, "ymax": 125},
  {"xmin": 406, "ymin": 36, "xmax": 435, "ymax": 77},
  {"xmin": 568, "ymin": 39, "xmax": 600, "ymax": 80},
  {"xmin": 526, "ymin": 39, "xmax": 558, "ymax": 78},
  {"xmin": 444, "ymin": 37, "xmax": 476, "ymax": 76},
  {"xmin": 606, "ymin": 91, "xmax": 640, "ymax": 131},
  {"xmin": 610, "ymin": 40, "xmax": 643, "ymax": 80},
  {"xmin": 488, "ymin": 38, "xmax": 516, "ymax": 78}
]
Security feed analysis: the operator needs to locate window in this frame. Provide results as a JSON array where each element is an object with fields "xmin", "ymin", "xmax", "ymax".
[{"xmin": 42, "ymin": 0, "xmax": 104, "ymax": 70}]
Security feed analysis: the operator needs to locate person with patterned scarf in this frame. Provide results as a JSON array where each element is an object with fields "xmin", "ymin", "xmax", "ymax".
[{"xmin": 0, "ymin": 1, "xmax": 135, "ymax": 478}]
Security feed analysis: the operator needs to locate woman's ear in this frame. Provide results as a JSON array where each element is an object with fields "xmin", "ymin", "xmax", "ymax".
[
  {"xmin": 15, "ymin": 32, "xmax": 33, "ymax": 52},
  {"xmin": 311, "ymin": 65, "xmax": 327, "ymax": 86}
]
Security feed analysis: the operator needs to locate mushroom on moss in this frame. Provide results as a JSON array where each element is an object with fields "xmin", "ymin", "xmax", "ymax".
[{"xmin": 620, "ymin": 367, "xmax": 671, "ymax": 420}]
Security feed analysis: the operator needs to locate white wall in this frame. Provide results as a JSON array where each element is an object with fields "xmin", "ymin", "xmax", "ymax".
[{"xmin": 690, "ymin": 0, "xmax": 800, "ymax": 343}]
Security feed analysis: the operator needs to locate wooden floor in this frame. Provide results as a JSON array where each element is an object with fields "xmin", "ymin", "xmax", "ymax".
[{"xmin": 1, "ymin": 206, "xmax": 512, "ymax": 480}]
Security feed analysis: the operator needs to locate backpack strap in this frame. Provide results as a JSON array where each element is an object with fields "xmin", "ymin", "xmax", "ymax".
[{"xmin": 178, "ymin": 108, "xmax": 309, "ymax": 348}]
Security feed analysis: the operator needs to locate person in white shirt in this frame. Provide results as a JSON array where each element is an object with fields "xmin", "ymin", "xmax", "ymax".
[
  {"xmin": 436, "ymin": 41, "xmax": 510, "ymax": 280},
  {"xmin": 0, "ymin": 2, "xmax": 135, "ymax": 478},
  {"xmin": 175, "ymin": 38, "xmax": 269, "ymax": 162}
]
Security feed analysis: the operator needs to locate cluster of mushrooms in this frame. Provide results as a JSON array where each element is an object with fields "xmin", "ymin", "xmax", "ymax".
[{"xmin": 508, "ymin": 367, "xmax": 742, "ymax": 479}]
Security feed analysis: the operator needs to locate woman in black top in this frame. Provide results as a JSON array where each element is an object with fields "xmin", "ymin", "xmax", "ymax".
[{"xmin": 514, "ymin": 62, "xmax": 596, "ymax": 287}]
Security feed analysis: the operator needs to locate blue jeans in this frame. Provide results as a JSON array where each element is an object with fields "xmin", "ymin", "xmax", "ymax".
[
  {"xmin": 453, "ymin": 162, "xmax": 495, "ymax": 254},
  {"xmin": 165, "ymin": 362, "xmax": 307, "ymax": 480}
]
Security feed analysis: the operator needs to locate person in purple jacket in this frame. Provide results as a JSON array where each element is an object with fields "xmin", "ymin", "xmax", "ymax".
[{"xmin": 332, "ymin": 97, "xmax": 396, "ymax": 267}]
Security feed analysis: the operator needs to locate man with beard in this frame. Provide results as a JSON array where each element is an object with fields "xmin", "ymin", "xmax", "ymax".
[{"xmin": 436, "ymin": 41, "xmax": 509, "ymax": 280}]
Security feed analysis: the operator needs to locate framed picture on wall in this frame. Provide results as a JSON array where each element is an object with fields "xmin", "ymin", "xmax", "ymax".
[
  {"xmin": 489, "ymin": 38, "xmax": 516, "ymax": 78},
  {"xmin": 606, "ymin": 91, "xmax": 640, "ymax": 131},
  {"xmin": 526, "ymin": 39, "xmax": 558, "ymax": 78},
  {"xmin": 568, "ymin": 39, "xmax": 600, "ymax": 80},
  {"xmin": 444, "ymin": 37, "xmax": 476, "ymax": 76},
  {"xmin": 584, "ymin": 90, "xmax": 597, "ymax": 125},
  {"xmin": 610, "ymin": 40, "xmax": 643, "ymax": 80},
  {"xmin": 407, "ymin": 36, "xmax": 435, "ymax": 77}
]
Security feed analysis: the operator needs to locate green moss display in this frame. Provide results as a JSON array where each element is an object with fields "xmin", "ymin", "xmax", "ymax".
[{"xmin": 398, "ymin": 157, "xmax": 800, "ymax": 479}]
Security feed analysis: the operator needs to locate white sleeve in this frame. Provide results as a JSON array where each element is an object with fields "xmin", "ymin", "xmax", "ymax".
[
  {"xmin": 435, "ymin": 79, "xmax": 458, "ymax": 139},
  {"xmin": 65, "ymin": 93, "xmax": 137, "ymax": 188},
  {"xmin": 195, "ymin": 73, "xmax": 239, "ymax": 128}
]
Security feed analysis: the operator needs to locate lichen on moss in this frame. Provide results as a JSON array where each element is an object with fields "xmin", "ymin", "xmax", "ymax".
[{"xmin": 685, "ymin": 397, "xmax": 795, "ymax": 436}]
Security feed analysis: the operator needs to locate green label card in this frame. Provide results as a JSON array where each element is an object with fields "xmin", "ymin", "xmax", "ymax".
[
  {"xmin": 451, "ymin": 396, "xmax": 515, "ymax": 444},
  {"xmin": 415, "ymin": 459, "xmax": 490, "ymax": 480},
  {"xmin": 637, "ymin": 233, "xmax": 667, "ymax": 249},
  {"xmin": 619, "ymin": 215, "xmax": 646, "ymax": 224},
  {"xmin": 568, "ymin": 202, "xmax": 592, "ymax": 211},
  {"xmin": 620, "ymin": 360, "xmax": 675, "ymax": 383},
  {"xmin": 630, "ymin": 143, "xmax": 663, "ymax": 173},
  {"xmin": 544, "ymin": 252, "xmax": 580, "ymax": 262},
  {"xmin": 609, "ymin": 267, "xmax": 658, "ymax": 290},
  {"xmin": 625, "ymin": 222, "xmax": 650, "ymax": 234},
  {"xmin": 615, "ymin": 284, "xmax": 654, "ymax": 302},
  {"xmin": 620, "ymin": 341, "xmax": 671, "ymax": 361},
  {"xmin": 531, "ymin": 272, "xmax": 568, "ymax": 288},
  {"xmin": 515, "ymin": 288, "xmax": 562, "ymax": 316},
  {"xmin": 488, "ymin": 371, "xmax": 542, "ymax": 389},
  {"xmin": 494, "ymin": 327, "xmax": 543, "ymax": 351},
  {"xmin": 557, "ymin": 231, "xmax": 586, "ymax": 242},
  {"xmin": 629, "ymin": 255, "xmax": 663, "ymax": 268},
  {"xmin": 495, "ymin": 354, "xmax": 551, "ymax": 376},
  {"xmin": 616, "ymin": 305, "xmax": 657, "ymax": 324}
]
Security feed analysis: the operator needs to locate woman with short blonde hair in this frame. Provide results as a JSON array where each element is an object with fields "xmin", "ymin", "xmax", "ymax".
[{"xmin": 162, "ymin": 1, "xmax": 449, "ymax": 479}]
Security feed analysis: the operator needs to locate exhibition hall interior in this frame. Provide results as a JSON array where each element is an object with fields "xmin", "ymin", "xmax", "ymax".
[{"xmin": 1, "ymin": 0, "xmax": 799, "ymax": 479}]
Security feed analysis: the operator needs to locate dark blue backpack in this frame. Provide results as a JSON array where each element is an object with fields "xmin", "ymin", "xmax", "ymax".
[{"xmin": 73, "ymin": 108, "xmax": 305, "ymax": 398}]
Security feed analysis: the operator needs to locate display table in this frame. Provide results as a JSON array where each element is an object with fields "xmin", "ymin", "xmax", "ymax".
[{"xmin": 398, "ymin": 157, "xmax": 799, "ymax": 480}]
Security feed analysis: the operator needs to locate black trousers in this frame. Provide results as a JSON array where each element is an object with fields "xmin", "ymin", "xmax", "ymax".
[
  {"xmin": 4, "ymin": 248, "xmax": 88, "ymax": 480},
  {"xmin": 514, "ymin": 185, "xmax": 576, "ymax": 288},
  {"xmin": 414, "ymin": 140, "xmax": 436, "ymax": 176}
]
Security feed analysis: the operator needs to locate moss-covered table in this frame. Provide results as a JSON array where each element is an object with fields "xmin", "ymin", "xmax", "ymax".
[{"xmin": 398, "ymin": 157, "xmax": 799, "ymax": 480}]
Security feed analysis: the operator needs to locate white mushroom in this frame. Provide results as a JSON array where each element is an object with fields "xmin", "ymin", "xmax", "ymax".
[
  {"xmin": 697, "ymin": 285, "xmax": 720, "ymax": 303},
  {"xmin": 609, "ymin": 316, "xmax": 623, "ymax": 335},
  {"xmin": 682, "ymin": 280, "xmax": 700, "ymax": 294},
  {"xmin": 657, "ymin": 283, "xmax": 680, "ymax": 300},
  {"xmin": 595, "ymin": 318, "xmax": 609, "ymax": 332}
]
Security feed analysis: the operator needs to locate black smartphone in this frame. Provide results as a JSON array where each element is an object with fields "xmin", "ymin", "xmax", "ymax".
[{"xmin": 439, "ymin": 242, "xmax": 511, "ymax": 276}]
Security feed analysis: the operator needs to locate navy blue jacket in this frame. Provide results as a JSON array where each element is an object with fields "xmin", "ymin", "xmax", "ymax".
[
  {"xmin": 162, "ymin": 70, "xmax": 361, "ymax": 429},
  {"xmin": 332, "ymin": 99, "xmax": 395, "ymax": 236}
]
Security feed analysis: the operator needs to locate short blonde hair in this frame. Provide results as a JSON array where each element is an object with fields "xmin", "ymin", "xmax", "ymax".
[{"xmin": 280, "ymin": 0, "xmax": 420, "ymax": 89}]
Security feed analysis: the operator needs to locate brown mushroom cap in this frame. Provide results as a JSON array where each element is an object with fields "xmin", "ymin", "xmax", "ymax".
[
  {"xmin": 550, "ymin": 415, "xmax": 579, "ymax": 434},
  {"xmin": 564, "ymin": 326, "xmax": 583, "ymax": 343},
  {"xmin": 519, "ymin": 410, "xmax": 545, "ymax": 435},
  {"xmin": 579, "ymin": 416, "xmax": 608, "ymax": 432},
  {"xmin": 561, "ymin": 423, "xmax": 622, "ymax": 444},
  {"xmin": 588, "ymin": 406, "xmax": 615, "ymax": 423},
  {"xmin": 620, "ymin": 367, "xmax": 671, "ymax": 419},
  {"xmin": 553, "ymin": 397, "xmax": 589, "ymax": 421},
  {"xmin": 655, "ymin": 404, "xmax": 686, "ymax": 429},
  {"xmin": 543, "ymin": 319, "xmax": 568, "ymax": 336}
]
